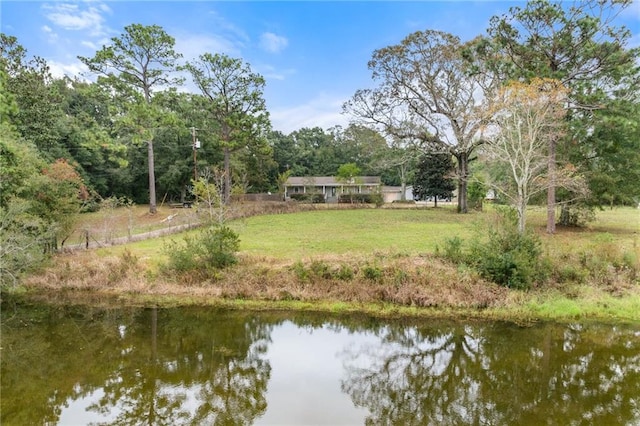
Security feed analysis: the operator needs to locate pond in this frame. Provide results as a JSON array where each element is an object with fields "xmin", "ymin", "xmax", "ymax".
[{"xmin": 1, "ymin": 298, "xmax": 639, "ymax": 425}]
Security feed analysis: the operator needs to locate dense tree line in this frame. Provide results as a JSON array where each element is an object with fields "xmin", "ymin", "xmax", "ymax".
[
  {"xmin": 1, "ymin": 0, "xmax": 638, "ymax": 285},
  {"xmin": 1, "ymin": 30, "xmax": 402, "ymax": 207}
]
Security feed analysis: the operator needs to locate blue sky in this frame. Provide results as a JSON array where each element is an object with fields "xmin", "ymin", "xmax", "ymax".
[{"xmin": 2, "ymin": 1, "xmax": 639, "ymax": 133}]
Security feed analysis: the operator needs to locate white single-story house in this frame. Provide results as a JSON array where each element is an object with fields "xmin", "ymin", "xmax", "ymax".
[{"xmin": 284, "ymin": 176, "xmax": 381, "ymax": 203}]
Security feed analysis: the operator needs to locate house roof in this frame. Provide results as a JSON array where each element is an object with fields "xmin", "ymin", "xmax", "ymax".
[{"xmin": 285, "ymin": 176, "xmax": 381, "ymax": 186}]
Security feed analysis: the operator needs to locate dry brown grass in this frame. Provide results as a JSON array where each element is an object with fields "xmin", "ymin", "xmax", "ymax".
[{"xmin": 25, "ymin": 249, "xmax": 507, "ymax": 310}]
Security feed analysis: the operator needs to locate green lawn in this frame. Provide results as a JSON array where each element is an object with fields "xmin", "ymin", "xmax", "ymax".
[
  {"xmin": 230, "ymin": 207, "xmax": 473, "ymax": 259},
  {"xmin": 92, "ymin": 205, "xmax": 639, "ymax": 266}
]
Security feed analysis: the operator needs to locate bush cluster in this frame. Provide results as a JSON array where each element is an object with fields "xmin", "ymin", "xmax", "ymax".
[
  {"xmin": 338, "ymin": 193, "xmax": 383, "ymax": 205},
  {"xmin": 163, "ymin": 225, "xmax": 240, "ymax": 278},
  {"xmin": 289, "ymin": 193, "xmax": 325, "ymax": 203},
  {"xmin": 437, "ymin": 209, "xmax": 547, "ymax": 289}
]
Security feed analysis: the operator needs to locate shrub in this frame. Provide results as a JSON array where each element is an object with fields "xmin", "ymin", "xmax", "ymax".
[
  {"xmin": 290, "ymin": 260, "xmax": 355, "ymax": 282},
  {"xmin": 370, "ymin": 191, "xmax": 384, "ymax": 207},
  {"xmin": 467, "ymin": 210, "xmax": 546, "ymax": 289},
  {"xmin": 291, "ymin": 260, "xmax": 309, "ymax": 282},
  {"xmin": 290, "ymin": 193, "xmax": 325, "ymax": 203},
  {"xmin": 163, "ymin": 225, "xmax": 240, "ymax": 277},
  {"xmin": 310, "ymin": 260, "xmax": 332, "ymax": 279},
  {"xmin": 558, "ymin": 205, "xmax": 595, "ymax": 227},
  {"xmin": 436, "ymin": 208, "xmax": 547, "ymax": 290},
  {"xmin": 199, "ymin": 226, "xmax": 240, "ymax": 269},
  {"xmin": 362, "ymin": 264, "xmax": 383, "ymax": 282},
  {"xmin": 338, "ymin": 193, "xmax": 374, "ymax": 203},
  {"xmin": 438, "ymin": 236, "xmax": 466, "ymax": 264},
  {"xmin": 335, "ymin": 264, "xmax": 355, "ymax": 281},
  {"xmin": 467, "ymin": 178, "xmax": 487, "ymax": 211},
  {"xmin": 108, "ymin": 249, "xmax": 139, "ymax": 283}
]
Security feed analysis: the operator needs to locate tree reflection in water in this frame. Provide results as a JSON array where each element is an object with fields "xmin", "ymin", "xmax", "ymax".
[
  {"xmin": 1, "ymin": 303, "xmax": 274, "ymax": 426},
  {"xmin": 2, "ymin": 300, "xmax": 639, "ymax": 425},
  {"xmin": 340, "ymin": 321, "xmax": 640, "ymax": 425},
  {"xmin": 86, "ymin": 309, "xmax": 273, "ymax": 425}
]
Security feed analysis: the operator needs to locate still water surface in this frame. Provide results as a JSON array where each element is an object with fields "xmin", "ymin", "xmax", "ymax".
[{"xmin": 1, "ymin": 300, "xmax": 639, "ymax": 425}]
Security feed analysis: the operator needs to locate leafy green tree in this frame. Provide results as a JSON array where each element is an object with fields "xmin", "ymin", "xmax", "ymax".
[
  {"xmin": 185, "ymin": 53, "xmax": 270, "ymax": 204},
  {"xmin": 0, "ymin": 128, "xmax": 48, "ymax": 286},
  {"xmin": 333, "ymin": 124, "xmax": 389, "ymax": 177},
  {"xmin": 232, "ymin": 137, "xmax": 278, "ymax": 194},
  {"xmin": 345, "ymin": 30, "xmax": 497, "ymax": 213},
  {"xmin": 578, "ymin": 98, "xmax": 640, "ymax": 207},
  {"xmin": 276, "ymin": 169, "xmax": 292, "ymax": 198},
  {"xmin": 53, "ymin": 77, "xmax": 128, "ymax": 198},
  {"xmin": 288, "ymin": 127, "xmax": 336, "ymax": 176},
  {"xmin": 369, "ymin": 129, "xmax": 419, "ymax": 197},
  {"xmin": 467, "ymin": 176, "xmax": 488, "ymax": 211},
  {"xmin": 336, "ymin": 163, "xmax": 362, "ymax": 203},
  {"xmin": 79, "ymin": 24, "xmax": 183, "ymax": 214},
  {"xmin": 413, "ymin": 152, "xmax": 455, "ymax": 207},
  {"xmin": 269, "ymin": 130, "xmax": 304, "ymax": 175},
  {"xmin": 479, "ymin": 0, "xmax": 639, "ymax": 231},
  {"xmin": 0, "ymin": 68, "xmax": 17, "ymax": 125},
  {"xmin": 0, "ymin": 125, "xmax": 85, "ymax": 286},
  {"xmin": 1, "ymin": 34, "xmax": 65, "ymax": 158},
  {"xmin": 336, "ymin": 163, "xmax": 361, "ymax": 182}
]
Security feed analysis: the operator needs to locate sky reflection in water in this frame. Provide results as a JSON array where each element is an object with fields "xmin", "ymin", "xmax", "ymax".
[{"xmin": 2, "ymin": 302, "xmax": 639, "ymax": 425}]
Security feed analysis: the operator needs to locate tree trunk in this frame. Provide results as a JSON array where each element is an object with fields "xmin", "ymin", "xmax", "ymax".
[
  {"xmin": 223, "ymin": 147, "xmax": 231, "ymax": 205},
  {"xmin": 546, "ymin": 139, "xmax": 556, "ymax": 233},
  {"xmin": 400, "ymin": 163, "xmax": 407, "ymax": 201},
  {"xmin": 456, "ymin": 152, "xmax": 468, "ymax": 214},
  {"xmin": 517, "ymin": 197, "xmax": 526, "ymax": 235},
  {"xmin": 148, "ymin": 140, "xmax": 157, "ymax": 214}
]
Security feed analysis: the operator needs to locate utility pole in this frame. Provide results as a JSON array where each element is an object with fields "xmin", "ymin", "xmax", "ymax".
[{"xmin": 191, "ymin": 127, "xmax": 200, "ymax": 181}]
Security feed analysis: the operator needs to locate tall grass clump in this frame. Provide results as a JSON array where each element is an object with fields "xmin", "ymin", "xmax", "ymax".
[{"xmin": 438, "ymin": 208, "xmax": 547, "ymax": 290}]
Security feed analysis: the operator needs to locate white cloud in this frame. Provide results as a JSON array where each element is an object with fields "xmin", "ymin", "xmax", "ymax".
[
  {"xmin": 47, "ymin": 59, "xmax": 89, "ymax": 80},
  {"xmin": 269, "ymin": 93, "xmax": 350, "ymax": 134},
  {"xmin": 257, "ymin": 64, "xmax": 296, "ymax": 81},
  {"xmin": 42, "ymin": 2, "xmax": 111, "ymax": 37},
  {"xmin": 207, "ymin": 9, "xmax": 250, "ymax": 46},
  {"xmin": 174, "ymin": 8, "xmax": 253, "ymax": 61},
  {"xmin": 175, "ymin": 32, "xmax": 242, "ymax": 62},
  {"xmin": 260, "ymin": 32, "xmax": 288, "ymax": 53},
  {"xmin": 81, "ymin": 40, "xmax": 98, "ymax": 50},
  {"xmin": 41, "ymin": 24, "xmax": 59, "ymax": 42}
]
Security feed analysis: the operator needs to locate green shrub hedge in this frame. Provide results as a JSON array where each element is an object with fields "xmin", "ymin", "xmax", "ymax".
[{"xmin": 289, "ymin": 193, "xmax": 325, "ymax": 203}]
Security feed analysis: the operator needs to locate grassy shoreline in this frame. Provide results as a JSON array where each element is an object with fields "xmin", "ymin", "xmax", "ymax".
[{"xmin": 14, "ymin": 204, "xmax": 640, "ymax": 324}]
